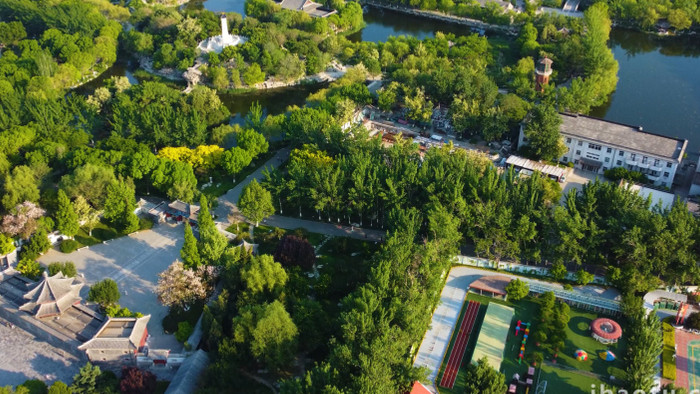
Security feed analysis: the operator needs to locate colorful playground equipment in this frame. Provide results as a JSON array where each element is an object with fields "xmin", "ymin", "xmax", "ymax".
[
  {"xmin": 575, "ymin": 349, "xmax": 588, "ymax": 361},
  {"xmin": 599, "ymin": 350, "xmax": 616, "ymax": 361},
  {"xmin": 514, "ymin": 320, "xmax": 531, "ymax": 364}
]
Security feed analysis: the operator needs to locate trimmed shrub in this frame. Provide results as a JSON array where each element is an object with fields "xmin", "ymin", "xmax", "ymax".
[
  {"xmin": 48, "ymin": 262, "xmax": 77, "ymax": 277},
  {"xmin": 59, "ymin": 239, "xmax": 80, "ymax": 253},
  {"xmin": 175, "ymin": 321, "xmax": 194, "ymax": 343}
]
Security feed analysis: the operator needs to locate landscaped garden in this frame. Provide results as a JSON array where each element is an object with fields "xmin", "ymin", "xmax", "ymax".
[{"xmin": 435, "ymin": 291, "xmax": 628, "ymax": 394}]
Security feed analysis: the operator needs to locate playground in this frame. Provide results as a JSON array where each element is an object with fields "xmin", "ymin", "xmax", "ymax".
[{"xmin": 435, "ymin": 293, "xmax": 628, "ymax": 394}]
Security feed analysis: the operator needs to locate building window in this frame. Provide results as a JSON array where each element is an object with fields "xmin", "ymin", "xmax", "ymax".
[
  {"xmin": 576, "ymin": 150, "xmax": 581, "ymax": 155},
  {"xmin": 631, "ymin": 153, "xmax": 636, "ymax": 160},
  {"xmin": 574, "ymin": 160, "xmax": 579, "ymax": 165},
  {"xmin": 577, "ymin": 141, "xmax": 582, "ymax": 146},
  {"xmin": 588, "ymin": 143, "xmax": 602, "ymax": 151},
  {"xmin": 619, "ymin": 150, "xmax": 624, "ymax": 156},
  {"xmin": 607, "ymin": 147, "xmax": 612, "ymax": 153},
  {"xmin": 605, "ymin": 157, "xmax": 610, "ymax": 162},
  {"xmin": 651, "ymin": 171, "xmax": 658, "ymax": 177},
  {"xmin": 616, "ymin": 160, "xmax": 622, "ymax": 166},
  {"xmin": 566, "ymin": 138, "xmax": 571, "ymax": 143},
  {"xmin": 563, "ymin": 156, "xmax": 568, "ymax": 162},
  {"xmin": 667, "ymin": 162, "xmax": 672, "ymax": 168},
  {"xmin": 664, "ymin": 172, "xmax": 670, "ymax": 177},
  {"xmin": 654, "ymin": 159, "xmax": 660, "ymax": 167},
  {"xmin": 642, "ymin": 156, "xmax": 648, "ymax": 164}
]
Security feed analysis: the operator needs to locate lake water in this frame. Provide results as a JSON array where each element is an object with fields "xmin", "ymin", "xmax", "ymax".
[
  {"xmin": 136, "ymin": 3, "xmax": 700, "ymax": 151},
  {"xmin": 590, "ymin": 29, "xmax": 700, "ymax": 153}
]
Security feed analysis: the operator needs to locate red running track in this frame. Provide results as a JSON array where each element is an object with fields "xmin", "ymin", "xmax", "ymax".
[{"xmin": 439, "ymin": 300, "xmax": 481, "ymax": 389}]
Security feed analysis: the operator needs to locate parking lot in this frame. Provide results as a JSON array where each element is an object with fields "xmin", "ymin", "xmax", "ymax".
[{"xmin": 38, "ymin": 223, "xmax": 184, "ymax": 351}]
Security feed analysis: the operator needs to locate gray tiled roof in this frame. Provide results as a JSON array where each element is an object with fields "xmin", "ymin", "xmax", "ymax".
[
  {"xmin": 559, "ymin": 113, "xmax": 687, "ymax": 161},
  {"xmin": 78, "ymin": 315, "xmax": 151, "ymax": 351},
  {"xmin": 165, "ymin": 350, "xmax": 209, "ymax": 394},
  {"xmin": 19, "ymin": 272, "xmax": 83, "ymax": 318}
]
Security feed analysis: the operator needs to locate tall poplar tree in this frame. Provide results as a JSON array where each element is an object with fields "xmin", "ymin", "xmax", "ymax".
[
  {"xmin": 181, "ymin": 222, "xmax": 202, "ymax": 269},
  {"xmin": 55, "ymin": 189, "xmax": 79, "ymax": 237}
]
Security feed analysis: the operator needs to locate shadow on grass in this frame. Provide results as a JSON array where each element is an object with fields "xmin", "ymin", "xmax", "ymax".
[
  {"xmin": 162, "ymin": 300, "xmax": 206, "ymax": 334},
  {"xmin": 569, "ymin": 315, "xmax": 592, "ymax": 337}
]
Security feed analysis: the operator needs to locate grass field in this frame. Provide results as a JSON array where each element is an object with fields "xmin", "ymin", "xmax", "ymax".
[{"xmin": 435, "ymin": 293, "xmax": 627, "ymax": 394}]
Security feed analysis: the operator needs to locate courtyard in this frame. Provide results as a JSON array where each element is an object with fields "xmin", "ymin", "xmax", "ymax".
[
  {"xmin": 0, "ymin": 319, "xmax": 82, "ymax": 387},
  {"xmin": 38, "ymin": 223, "xmax": 185, "ymax": 351}
]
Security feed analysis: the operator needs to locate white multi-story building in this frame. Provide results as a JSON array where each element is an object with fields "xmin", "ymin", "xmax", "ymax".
[{"xmin": 519, "ymin": 113, "xmax": 687, "ymax": 188}]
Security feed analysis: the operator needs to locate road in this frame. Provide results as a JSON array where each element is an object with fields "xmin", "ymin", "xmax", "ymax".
[{"xmin": 214, "ymin": 148, "xmax": 386, "ymax": 242}]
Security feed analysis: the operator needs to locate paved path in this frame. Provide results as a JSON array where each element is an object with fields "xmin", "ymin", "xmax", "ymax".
[
  {"xmin": 215, "ymin": 148, "xmax": 385, "ymax": 242},
  {"xmin": 413, "ymin": 268, "xmax": 480, "ymax": 393},
  {"xmin": 0, "ymin": 318, "xmax": 81, "ymax": 387},
  {"xmin": 213, "ymin": 148, "xmax": 290, "ymax": 221}
]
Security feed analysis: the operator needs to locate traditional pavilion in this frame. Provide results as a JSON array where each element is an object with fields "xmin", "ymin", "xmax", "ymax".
[
  {"xmin": 19, "ymin": 271, "xmax": 83, "ymax": 319},
  {"xmin": 78, "ymin": 315, "xmax": 151, "ymax": 364}
]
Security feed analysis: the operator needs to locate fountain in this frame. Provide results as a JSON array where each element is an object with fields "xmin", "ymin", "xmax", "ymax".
[{"xmin": 197, "ymin": 14, "xmax": 247, "ymax": 54}]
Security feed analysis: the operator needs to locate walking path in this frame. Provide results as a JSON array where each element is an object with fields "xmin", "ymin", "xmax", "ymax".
[{"xmin": 214, "ymin": 148, "xmax": 385, "ymax": 242}]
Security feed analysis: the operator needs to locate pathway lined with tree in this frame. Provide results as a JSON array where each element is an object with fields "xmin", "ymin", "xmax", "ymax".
[{"xmin": 214, "ymin": 148, "xmax": 385, "ymax": 242}]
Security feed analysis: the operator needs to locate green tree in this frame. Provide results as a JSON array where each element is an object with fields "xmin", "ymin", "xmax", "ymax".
[
  {"xmin": 48, "ymin": 381, "xmax": 71, "ymax": 394},
  {"xmin": 232, "ymin": 300, "xmax": 298, "ymax": 370},
  {"xmin": 243, "ymin": 64, "xmax": 266, "ymax": 86},
  {"xmin": 668, "ymin": 9, "xmax": 692, "ymax": 30},
  {"xmin": 48, "ymin": 261, "xmax": 77, "ymax": 277},
  {"xmin": 550, "ymin": 261, "xmax": 568, "ymax": 281},
  {"xmin": 2, "ymin": 166, "xmax": 40, "ymax": 211},
  {"xmin": 73, "ymin": 196, "xmax": 101, "ymax": 236},
  {"xmin": 222, "ymin": 147, "xmax": 252, "ymax": 178},
  {"xmin": 523, "ymin": 104, "xmax": 566, "ymax": 161},
  {"xmin": 209, "ymin": 66, "xmax": 229, "ymax": 90},
  {"xmin": 103, "ymin": 179, "xmax": 138, "ymax": 233},
  {"xmin": 575, "ymin": 269, "xmax": 595, "ymax": 285},
  {"xmin": 464, "ymin": 358, "xmax": 507, "ymax": 394},
  {"xmin": 17, "ymin": 257, "xmax": 42, "ymax": 280},
  {"xmin": 88, "ymin": 278, "xmax": 120, "ymax": 309},
  {"xmin": 197, "ymin": 196, "xmax": 228, "ymax": 264},
  {"xmin": 55, "ymin": 190, "xmax": 79, "ymax": 237},
  {"xmin": 237, "ymin": 129, "xmax": 268, "ymax": 158},
  {"xmin": 0, "ymin": 233, "xmax": 15, "ymax": 255},
  {"xmin": 240, "ymin": 254, "xmax": 288, "ymax": 304},
  {"xmin": 60, "ymin": 164, "xmax": 117, "ymax": 209},
  {"xmin": 181, "ymin": 223, "xmax": 202, "ymax": 270},
  {"xmin": 70, "ymin": 363, "xmax": 101, "ymax": 394},
  {"xmin": 505, "ymin": 279, "xmax": 529, "ymax": 301},
  {"xmin": 624, "ymin": 307, "xmax": 663, "ymax": 392},
  {"xmin": 238, "ymin": 179, "xmax": 275, "ymax": 226},
  {"xmin": 23, "ymin": 227, "xmax": 51, "ymax": 260}
]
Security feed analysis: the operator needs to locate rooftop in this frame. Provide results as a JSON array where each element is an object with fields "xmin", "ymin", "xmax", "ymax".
[
  {"xmin": 78, "ymin": 315, "xmax": 151, "ymax": 351},
  {"xmin": 559, "ymin": 113, "xmax": 687, "ymax": 161},
  {"xmin": 469, "ymin": 275, "xmax": 511, "ymax": 296},
  {"xmin": 19, "ymin": 271, "xmax": 83, "ymax": 319}
]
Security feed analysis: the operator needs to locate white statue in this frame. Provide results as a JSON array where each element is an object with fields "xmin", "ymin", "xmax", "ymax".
[{"xmin": 197, "ymin": 13, "xmax": 247, "ymax": 54}]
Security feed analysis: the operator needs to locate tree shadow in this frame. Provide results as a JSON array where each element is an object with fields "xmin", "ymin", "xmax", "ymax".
[{"xmin": 569, "ymin": 315, "xmax": 592, "ymax": 337}]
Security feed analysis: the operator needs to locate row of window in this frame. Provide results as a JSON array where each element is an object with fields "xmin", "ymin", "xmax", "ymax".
[
  {"xmin": 564, "ymin": 158, "xmax": 672, "ymax": 179},
  {"xmin": 565, "ymin": 138, "xmax": 673, "ymax": 168}
]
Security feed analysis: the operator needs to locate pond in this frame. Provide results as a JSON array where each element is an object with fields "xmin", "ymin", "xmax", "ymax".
[{"xmin": 590, "ymin": 29, "xmax": 700, "ymax": 153}]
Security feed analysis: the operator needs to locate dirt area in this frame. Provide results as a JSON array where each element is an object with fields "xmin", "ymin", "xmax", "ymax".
[{"xmin": 0, "ymin": 319, "xmax": 82, "ymax": 387}]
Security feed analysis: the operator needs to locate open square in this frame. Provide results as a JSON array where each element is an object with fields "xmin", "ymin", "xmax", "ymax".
[{"xmin": 39, "ymin": 224, "xmax": 185, "ymax": 351}]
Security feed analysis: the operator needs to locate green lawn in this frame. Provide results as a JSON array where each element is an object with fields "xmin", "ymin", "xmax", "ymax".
[
  {"xmin": 538, "ymin": 362, "xmax": 603, "ymax": 394},
  {"xmin": 436, "ymin": 293, "xmax": 626, "ymax": 394},
  {"xmin": 73, "ymin": 221, "xmax": 121, "ymax": 247}
]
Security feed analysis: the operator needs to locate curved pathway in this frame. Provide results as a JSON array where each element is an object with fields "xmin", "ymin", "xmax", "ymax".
[{"xmin": 214, "ymin": 148, "xmax": 385, "ymax": 242}]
